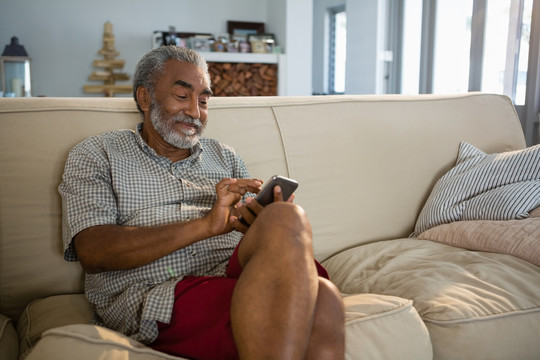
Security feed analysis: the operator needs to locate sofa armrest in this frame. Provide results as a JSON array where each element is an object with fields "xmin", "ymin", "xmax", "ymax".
[
  {"xmin": 0, "ymin": 314, "xmax": 19, "ymax": 360},
  {"xmin": 16, "ymin": 294, "xmax": 92, "ymax": 358}
]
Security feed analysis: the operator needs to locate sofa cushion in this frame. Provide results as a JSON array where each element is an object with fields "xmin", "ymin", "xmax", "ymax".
[
  {"xmin": 0, "ymin": 314, "xmax": 18, "ymax": 360},
  {"xmin": 413, "ymin": 142, "xmax": 540, "ymax": 236},
  {"xmin": 418, "ymin": 207, "xmax": 540, "ymax": 266},
  {"xmin": 24, "ymin": 293, "xmax": 431, "ymax": 360},
  {"xmin": 343, "ymin": 294, "xmax": 432, "ymax": 359},
  {"xmin": 323, "ymin": 238, "xmax": 540, "ymax": 360},
  {"xmin": 24, "ymin": 324, "xmax": 187, "ymax": 360},
  {"xmin": 16, "ymin": 294, "xmax": 92, "ymax": 359}
]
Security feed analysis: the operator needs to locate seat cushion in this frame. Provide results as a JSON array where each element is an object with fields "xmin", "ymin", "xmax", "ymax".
[
  {"xmin": 343, "ymin": 293, "xmax": 432, "ymax": 359},
  {"xmin": 24, "ymin": 324, "xmax": 187, "ymax": 360},
  {"xmin": 18, "ymin": 292, "xmax": 431, "ymax": 360},
  {"xmin": 0, "ymin": 314, "xmax": 18, "ymax": 360},
  {"xmin": 16, "ymin": 294, "xmax": 92, "ymax": 359},
  {"xmin": 324, "ymin": 238, "xmax": 540, "ymax": 360}
]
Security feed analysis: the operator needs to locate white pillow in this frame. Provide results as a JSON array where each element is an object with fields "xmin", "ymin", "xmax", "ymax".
[{"xmin": 412, "ymin": 142, "xmax": 540, "ymax": 237}]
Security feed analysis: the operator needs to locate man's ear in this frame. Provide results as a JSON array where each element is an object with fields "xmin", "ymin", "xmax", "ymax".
[{"xmin": 136, "ymin": 86, "xmax": 151, "ymax": 112}]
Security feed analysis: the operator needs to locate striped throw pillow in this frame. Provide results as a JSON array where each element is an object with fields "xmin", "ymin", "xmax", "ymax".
[{"xmin": 412, "ymin": 142, "xmax": 540, "ymax": 237}]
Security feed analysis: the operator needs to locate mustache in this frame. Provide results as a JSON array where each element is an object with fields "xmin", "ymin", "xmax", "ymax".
[{"xmin": 172, "ymin": 113, "xmax": 202, "ymax": 128}]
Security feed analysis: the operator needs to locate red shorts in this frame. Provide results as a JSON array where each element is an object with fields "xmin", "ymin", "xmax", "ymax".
[{"xmin": 150, "ymin": 244, "xmax": 329, "ymax": 360}]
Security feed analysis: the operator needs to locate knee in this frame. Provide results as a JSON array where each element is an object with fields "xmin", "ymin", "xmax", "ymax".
[
  {"xmin": 258, "ymin": 202, "xmax": 310, "ymax": 230},
  {"xmin": 248, "ymin": 202, "xmax": 313, "ymax": 253}
]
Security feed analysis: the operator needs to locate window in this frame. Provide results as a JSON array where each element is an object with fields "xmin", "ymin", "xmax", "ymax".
[
  {"xmin": 401, "ymin": 0, "xmax": 533, "ymax": 103},
  {"xmin": 432, "ymin": 0, "xmax": 474, "ymax": 94},
  {"xmin": 329, "ymin": 7, "xmax": 347, "ymax": 94},
  {"xmin": 480, "ymin": 0, "xmax": 533, "ymax": 105},
  {"xmin": 399, "ymin": 0, "xmax": 538, "ymax": 144},
  {"xmin": 401, "ymin": 0, "xmax": 423, "ymax": 94}
]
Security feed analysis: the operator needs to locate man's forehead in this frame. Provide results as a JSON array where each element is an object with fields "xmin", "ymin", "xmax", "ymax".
[
  {"xmin": 173, "ymin": 79, "xmax": 213, "ymax": 96},
  {"xmin": 164, "ymin": 60, "xmax": 211, "ymax": 94}
]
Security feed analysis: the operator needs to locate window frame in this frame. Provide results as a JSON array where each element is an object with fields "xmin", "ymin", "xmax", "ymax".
[{"xmin": 328, "ymin": 5, "xmax": 346, "ymax": 95}]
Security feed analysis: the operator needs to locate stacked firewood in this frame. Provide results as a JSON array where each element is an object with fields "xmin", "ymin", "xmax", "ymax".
[{"xmin": 208, "ymin": 62, "xmax": 277, "ymax": 96}]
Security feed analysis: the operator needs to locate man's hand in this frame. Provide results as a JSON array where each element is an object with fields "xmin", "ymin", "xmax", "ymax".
[
  {"xmin": 204, "ymin": 178, "xmax": 263, "ymax": 236},
  {"xmin": 231, "ymin": 185, "xmax": 295, "ymax": 234}
]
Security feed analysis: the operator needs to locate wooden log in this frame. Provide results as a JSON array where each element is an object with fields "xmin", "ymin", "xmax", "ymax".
[
  {"xmin": 208, "ymin": 62, "xmax": 277, "ymax": 96},
  {"xmin": 92, "ymin": 59, "xmax": 125, "ymax": 69}
]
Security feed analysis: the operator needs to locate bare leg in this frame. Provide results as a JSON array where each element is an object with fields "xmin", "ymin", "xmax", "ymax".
[
  {"xmin": 305, "ymin": 278, "xmax": 345, "ymax": 360},
  {"xmin": 231, "ymin": 202, "xmax": 345, "ymax": 359}
]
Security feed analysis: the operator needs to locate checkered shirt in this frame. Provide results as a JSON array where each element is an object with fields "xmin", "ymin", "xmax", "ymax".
[{"xmin": 58, "ymin": 122, "xmax": 249, "ymax": 344}]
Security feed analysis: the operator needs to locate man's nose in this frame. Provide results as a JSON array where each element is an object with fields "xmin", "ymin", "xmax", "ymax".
[{"xmin": 184, "ymin": 98, "xmax": 200, "ymax": 119}]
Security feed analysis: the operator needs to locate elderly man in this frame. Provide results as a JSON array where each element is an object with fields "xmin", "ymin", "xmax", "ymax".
[{"xmin": 59, "ymin": 46, "xmax": 345, "ymax": 359}]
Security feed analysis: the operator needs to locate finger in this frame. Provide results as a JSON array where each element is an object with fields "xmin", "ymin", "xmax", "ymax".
[
  {"xmin": 227, "ymin": 179, "xmax": 262, "ymax": 195},
  {"xmin": 231, "ymin": 200, "xmax": 242, "ymax": 218},
  {"xmin": 216, "ymin": 178, "xmax": 237, "ymax": 194},
  {"xmin": 242, "ymin": 179, "xmax": 263, "ymax": 194},
  {"xmin": 230, "ymin": 216, "xmax": 248, "ymax": 234},
  {"xmin": 273, "ymin": 185, "xmax": 284, "ymax": 202},
  {"xmin": 239, "ymin": 199, "xmax": 257, "ymax": 223},
  {"xmin": 286, "ymin": 193, "xmax": 295, "ymax": 203},
  {"xmin": 246, "ymin": 196, "xmax": 264, "ymax": 215},
  {"xmin": 248, "ymin": 179, "xmax": 264, "ymax": 193}
]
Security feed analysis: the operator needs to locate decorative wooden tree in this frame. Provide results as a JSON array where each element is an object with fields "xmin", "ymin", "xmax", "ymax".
[{"xmin": 83, "ymin": 22, "xmax": 131, "ymax": 97}]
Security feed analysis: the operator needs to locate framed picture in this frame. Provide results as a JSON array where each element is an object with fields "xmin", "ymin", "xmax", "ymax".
[
  {"xmin": 248, "ymin": 34, "xmax": 275, "ymax": 53},
  {"xmin": 216, "ymin": 33, "xmax": 230, "ymax": 43},
  {"xmin": 189, "ymin": 37, "xmax": 211, "ymax": 52},
  {"xmin": 231, "ymin": 34, "xmax": 248, "ymax": 43},
  {"xmin": 239, "ymin": 41, "xmax": 251, "ymax": 53},
  {"xmin": 182, "ymin": 33, "xmax": 213, "ymax": 40},
  {"xmin": 247, "ymin": 34, "xmax": 275, "ymax": 43},
  {"xmin": 152, "ymin": 31, "xmax": 212, "ymax": 49},
  {"xmin": 226, "ymin": 40, "xmax": 239, "ymax": 53},
  {"xmin": 227, "ymin": 21, "xmax": 265, "ymax": 36},
  {"xmin": 250, "ymin": 41, "xmax": 267, "ymax": 54},
  {"xmin": 152, "ymin": 31, "xmax": 164, "ymax": 49}
]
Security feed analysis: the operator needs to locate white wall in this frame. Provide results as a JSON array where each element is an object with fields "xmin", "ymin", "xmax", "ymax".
[
  {"xmin": 345, "ymin": 0, "xmax": 385, "ymax": 94},
  {"xmin": 283, "ymin": 0, "xmax": 313, "ymax": 95},
  {"xmin": 0, "ymin": 0, "xmax": 268, "ymax": 97},
  {"xmin": 312, "ymin": 0, "xmax": 385, "ymax": 95}
]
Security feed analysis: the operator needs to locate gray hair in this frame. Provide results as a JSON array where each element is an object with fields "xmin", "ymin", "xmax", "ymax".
[{"xmin": 132, "ymin": 46, "xmax": 211, "ymax": 113}]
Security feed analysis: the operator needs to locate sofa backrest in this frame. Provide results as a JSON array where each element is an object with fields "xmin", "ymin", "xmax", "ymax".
[{"xmin": 0, "ymin": 93, "xmax": 526, "ymax": 321}]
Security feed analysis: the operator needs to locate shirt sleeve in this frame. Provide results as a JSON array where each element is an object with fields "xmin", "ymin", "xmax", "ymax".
[
  {"xmin": 58, "ymin": 139, "xmax": 119, "ymax": 261},
  {"xmin": 233, "ymin": 151, "xmax": 251, "ymax": 180},
  {"xmin": 230, "ymin": 146, "xmax": 254, "ymax": 199}
]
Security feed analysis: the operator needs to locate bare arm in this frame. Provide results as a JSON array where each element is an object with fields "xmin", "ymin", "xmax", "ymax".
[{"xmin": 74, "ymin": 178, "xmax": 262, "ymax": 274}]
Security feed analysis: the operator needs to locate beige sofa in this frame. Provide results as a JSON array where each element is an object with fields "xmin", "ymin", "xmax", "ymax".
[{"xmin": 0, "ymin": 93, "xmax": 539, "ymax": 360}]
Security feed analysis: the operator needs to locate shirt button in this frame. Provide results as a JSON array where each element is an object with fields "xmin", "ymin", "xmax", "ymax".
[{"xmin": 191, "ymin": 251, "xmax": 197, "ymax": 256}]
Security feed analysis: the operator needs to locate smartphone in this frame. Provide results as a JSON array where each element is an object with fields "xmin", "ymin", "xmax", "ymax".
[
  {"xmin": 255, "ymin": 175, "xmax": 298, "ymax": 206},
  {"xmin": 237, "ymin": 175, "xmax": 298, "ymax": 226}
]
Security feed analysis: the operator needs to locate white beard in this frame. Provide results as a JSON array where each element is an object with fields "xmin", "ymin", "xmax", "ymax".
[{"xmin": 149, "ymin": 100, "xmax": 205, "ymax": 149}]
